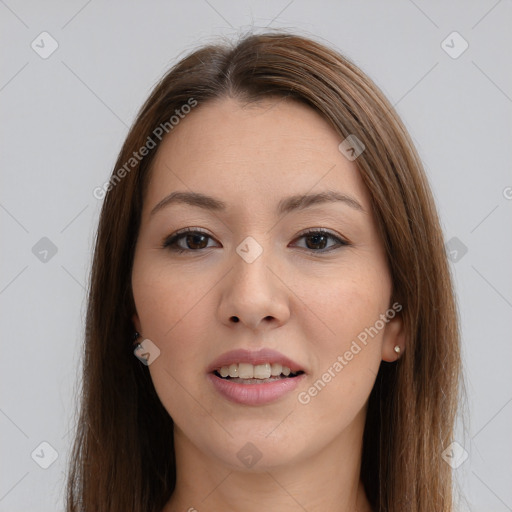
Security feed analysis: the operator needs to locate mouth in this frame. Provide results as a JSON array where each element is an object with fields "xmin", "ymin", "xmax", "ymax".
[
  {"xmin": 207, "ymin": 348, "xmax": 307, "ymax": 405},
  {"xmin": 212, "ymin": 362, "xmax": 305, "ymax": 384}
]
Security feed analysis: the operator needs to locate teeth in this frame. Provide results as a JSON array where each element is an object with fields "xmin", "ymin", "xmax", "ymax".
[
  {"xmin": 253, "ymin": 363, "xmax": 271, "ymax": 379},
  {"xmin": 270, "ymin": 363, "xmax": 282, "ymax": 376},
  {"xmin": 238, "ymin": 363, "xmax": 254, "ymax": 379},
  {"xmin": 217, "ymin": 362, "xmax": 296, "ymax": 380}
]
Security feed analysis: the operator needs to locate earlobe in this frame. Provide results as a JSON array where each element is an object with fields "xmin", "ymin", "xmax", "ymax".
[{"xmin": 381, "ymin": 314, "xmax": 407, "ymax": 362}]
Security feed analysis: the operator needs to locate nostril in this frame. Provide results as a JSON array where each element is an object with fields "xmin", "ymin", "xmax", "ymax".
[{"xmin": 230, "ymin": 316, "xmax": 240, "ymax": 323}]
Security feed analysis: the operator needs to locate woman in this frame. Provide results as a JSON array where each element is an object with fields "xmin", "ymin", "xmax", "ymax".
[{"xmin": 66, "ymin": 31, "xmax": 462, "ymax": 511}]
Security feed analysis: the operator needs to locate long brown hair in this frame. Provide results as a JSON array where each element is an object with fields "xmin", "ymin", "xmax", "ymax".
[{"xmin": 66, "ymin": 30, "xmax": 461, "ymax": 511}]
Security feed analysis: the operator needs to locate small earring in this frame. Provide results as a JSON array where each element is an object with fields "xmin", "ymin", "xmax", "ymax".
[
  {"xmin": 394, "ymin": 345, "xmax": 401, "ymax": 355},
  {"xmin": 133, "ymin": 331, "xmax": 141, "ymax": 345}
]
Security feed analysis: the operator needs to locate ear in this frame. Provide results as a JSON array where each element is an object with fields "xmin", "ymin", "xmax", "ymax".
[
  {"xmin": 132, "ymin": 312, "xmax": 142, "ymax": 334},
  {"xmin": 381, "ymin": 312, "xmax": 407, "ymax": 362}
]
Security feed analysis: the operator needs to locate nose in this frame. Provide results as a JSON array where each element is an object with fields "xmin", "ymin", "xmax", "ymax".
[{"xmin": 217, "ymin": 248, "xmax": 291, "ymax": 332}]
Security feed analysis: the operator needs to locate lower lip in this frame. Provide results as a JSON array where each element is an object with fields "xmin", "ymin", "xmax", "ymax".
[{"xmin": 207, "ymin": 373, "xmax": 306, "ymax": 406}]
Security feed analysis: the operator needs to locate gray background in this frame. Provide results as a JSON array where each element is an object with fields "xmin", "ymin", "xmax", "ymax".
[{"xmin": 1, "ymin": 1, "xmax": 511, "ymax": 510}]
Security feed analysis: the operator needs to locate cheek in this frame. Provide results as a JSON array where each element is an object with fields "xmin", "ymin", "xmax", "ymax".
[
  {"xmin": 291, "ymin": 264, "xmax": 389, "ymax": 409},
  {"xmin": 132, "ymin": 257, "xmax": 214, "ymax": 340},
  {"xmin": 139, "ymin": 293, "xmax": 213, "ymax": 426},
  {"xmin": 295, "ymin": 260, "xmax": 391, "ymax": 346},
  {"xmin": 132, "ymin": 260, "xmax": 216, "ymax": 406}
]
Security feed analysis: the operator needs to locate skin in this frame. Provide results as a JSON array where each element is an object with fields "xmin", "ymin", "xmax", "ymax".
[{"xmin": 131, "ymin": 97, "xmax": 406, "ymax": 512}]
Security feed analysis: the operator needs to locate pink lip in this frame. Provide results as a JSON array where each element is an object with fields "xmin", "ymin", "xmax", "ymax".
[
  {"xmin": 207, "ymin": 372, "xmax": 306, "ymax": 406},
  {"xmin": 206, "ymin": 348, "xmax": 306, "ymax": 406},
  {"xmin": 207, "ymin": 348, "xmax": 305, "ymax": 374}
]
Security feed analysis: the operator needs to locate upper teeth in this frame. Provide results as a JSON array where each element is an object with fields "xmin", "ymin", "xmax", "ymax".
[{"xmin": 218, "ymin": 362, "xmax": 293, "ymax": 379}]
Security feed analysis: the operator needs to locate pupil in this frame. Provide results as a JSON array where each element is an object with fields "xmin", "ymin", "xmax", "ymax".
[
  {"xmin": 307, "ymin": 234, "xmax": 326, "ymax": 250},
  {"xmin": 187, "ymin": 234, "xmax": 207, "ymax": 249}
]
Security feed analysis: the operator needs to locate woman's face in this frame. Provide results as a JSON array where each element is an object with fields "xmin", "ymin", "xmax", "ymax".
[{"xmin": 131, "ymin": 97, "xmax": 404, "ymax": 470}]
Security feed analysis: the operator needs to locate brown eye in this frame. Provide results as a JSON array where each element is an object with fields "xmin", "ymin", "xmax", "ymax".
[
  {"xmin": 163, "ymin": 229, "xmax": 217, "ymax": 253},
  {"xmin": 293, "ymin": 229, "xmax": 350, "ymax": 253},
  {"xmin": 183, "ymin": 233, "xmax": 209, "ymax": 250},
  {"xmin": 304, "ymin": 233, "xmax": 328, "ymax": 250}
]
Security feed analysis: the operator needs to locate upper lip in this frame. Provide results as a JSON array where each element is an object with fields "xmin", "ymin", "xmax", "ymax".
[{"xmin": 207, "ymin": 348, "xmax": 306, "ymax": 374}]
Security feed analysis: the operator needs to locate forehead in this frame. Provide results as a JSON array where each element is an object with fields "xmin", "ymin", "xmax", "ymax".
[{"xmin": 144, "ymin": 97, "xmax": 371, "ymax": 215}]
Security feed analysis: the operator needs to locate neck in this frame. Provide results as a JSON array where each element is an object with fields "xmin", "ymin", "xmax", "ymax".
[{"xmin": 163, "ymin": 408, "xmax": 372, "ymax": 512}]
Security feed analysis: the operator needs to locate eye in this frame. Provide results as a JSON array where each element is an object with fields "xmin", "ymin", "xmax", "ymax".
[
  {"xmin": 291, "ymin": 229, "xmax": 350, "ymax": 252},
  {"xmin": 162, "ymin": 228, "xmax": 219, "ymax": 253},
  {"xmin": 162, "ymin": 228, "xmax": 350, "ymax": 254}
]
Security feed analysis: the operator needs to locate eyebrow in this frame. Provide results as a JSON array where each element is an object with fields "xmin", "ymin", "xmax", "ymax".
[{"xmin": 149, "ymin": 190, "xmax": 365, "ymax": 217}]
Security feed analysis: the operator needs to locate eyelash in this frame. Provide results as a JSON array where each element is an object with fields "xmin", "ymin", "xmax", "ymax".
[{"xmin": 162, "ymin": 227, "xmax": 351, "ymax": 254}]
